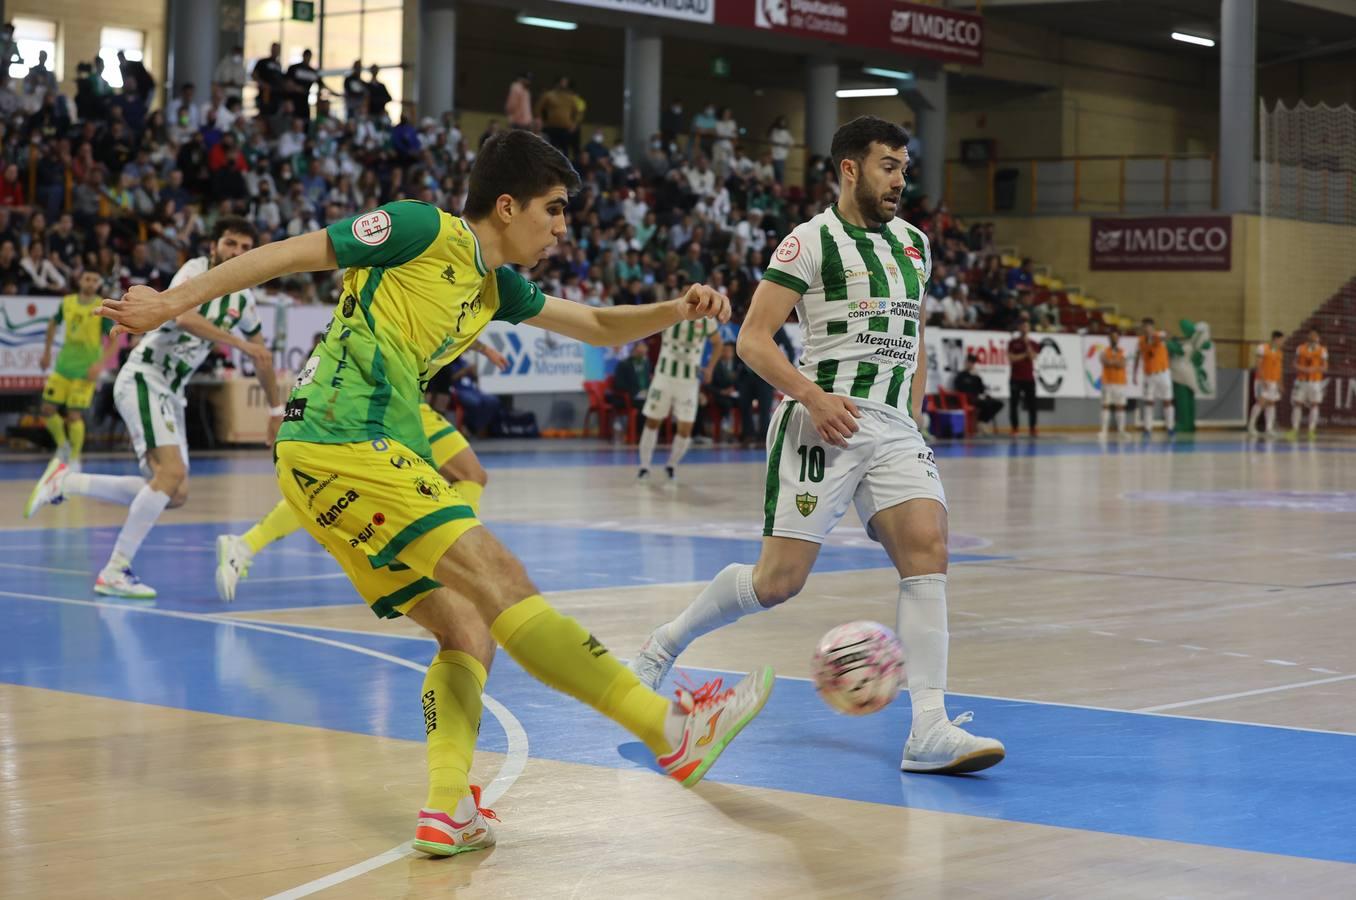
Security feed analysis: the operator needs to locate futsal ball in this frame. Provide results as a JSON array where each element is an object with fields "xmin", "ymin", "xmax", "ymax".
[{"xmin": 812, "ymin": 621, "xmax": 905, "ymax": 716}]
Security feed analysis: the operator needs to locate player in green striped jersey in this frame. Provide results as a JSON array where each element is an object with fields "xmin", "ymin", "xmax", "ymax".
[
  {"xmin": 631, "ymin": 116, "xmax": 1005, "ymax": 775},
  {"xmin": 637, "ymin": 315, "xmax": 723, "ymax": 480}
]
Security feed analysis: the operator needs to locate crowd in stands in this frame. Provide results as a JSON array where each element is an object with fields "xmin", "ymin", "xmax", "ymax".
[{"xmin": 0, "ymin": 36, "xmax": 1081, "ymax": 440}]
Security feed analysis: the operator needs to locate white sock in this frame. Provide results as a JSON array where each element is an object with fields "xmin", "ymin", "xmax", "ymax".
[
  {"xmin": 111, "ymin": 485, "xmax": 172, "ymax": 564},
  {"xmin": 1249, "ymin": 403, "xmax": 1262, "ymax": 429},
  {"xmin": 1309, "ymin": 406, "xmax": 1319, "ymax": 431},
  {"xmin": 638, "ymin": 426, "xmax": 658, "ymax": 469},
  {"xmin": 1144, "ymin": 406, "xmax": 1155, "ymax": 431},
  {"xmin": 1165, "ymin": 405, "xmax": 1176, "ymax": 431},
  {"xmin": 64, "ymin": 473, "xmax": 146, "ymax": 505},
  {"xmin": 668, "ymin": 434, "xmax": 691, "ymax": 468},
  {"xmin": 1292, "ymin": 406, "xmax": 1302, "ymax": 430},
  {"xmin": 655, "ymin": 563, "xmax": 762, "ymax": 655},
  {"xmin": 896, "ymin": 573, "xmax": 949, "ymax": 730},
  {"xmin": 1099, "ymin": 408, "xmax": 1109, "ymax": 432},
  {"xmin": 1114, "ymin": 409, "xmax": 1125, "ymax": 432},
  {"xmin": 1264, "ymin": 405, "xmax": 1275, "ymax": 432}
]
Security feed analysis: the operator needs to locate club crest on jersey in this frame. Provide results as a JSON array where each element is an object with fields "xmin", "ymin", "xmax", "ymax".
[
  {"xmin": 904, "ymin": 246, "xmax": 923, "ymax": 260},
  {"xmin": 796, "ymin": 493, "xmax": 818, "ymax": 517},
  {"xmin": 352, "ymin": 210, "xmax": 392, "ymax": 246}
]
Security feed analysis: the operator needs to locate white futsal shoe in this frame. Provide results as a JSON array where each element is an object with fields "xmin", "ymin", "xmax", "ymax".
[
  {"xmin": 94, "ymin": 559, "xmax": 157, "ymax": 599},
  {"xmin": 215, "ymin": 534, "xmax": 254, "ymax": 602},
  {"xmin": 628, "ymin": 633, "xmax": 678, "ymax": 690},
  {"xmin": 24, "ymin": 458, "xmax": 69, "ymax": 518},
  {"xmin": 901, "ymin": 711, "xmax": 1006, "ymax": 775}
]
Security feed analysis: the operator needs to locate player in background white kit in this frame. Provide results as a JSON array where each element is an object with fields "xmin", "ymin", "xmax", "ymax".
[
  {"xmin": 628, "ymin": 117, "xmax": 1005, "ymax": 775},
  {"xmin": 637, "ymin": 314, "xmax": 723, "ymax": 480},
  {"xmin": 24, "ymin": 217, "xmax": 281, "ymax": 598}
]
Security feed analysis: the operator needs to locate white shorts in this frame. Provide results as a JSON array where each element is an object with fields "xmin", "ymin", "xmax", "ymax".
[
  {"xmin": 642, "ymin": 373, "xmax": 701, "ymax": 424},
  {"xmin": 113, "ymin": 366, "xmax": 190, "ymax": 477},
  {"xmin": 1143, "ymin": 371, "xmax": 1173, "ymax": 402},
  {"xmin": 1292, "ymin": 380, "xmax": 1325, "ymax": 405},
  {"xmin": 1101, "ymin": 383, "xmax": 1127, "ymax": 406},
  {"xmin": 1253, "ymin": 379, "xmax": 1281, "ymax": 403},
  {"xmin": 763, "ymin": 399, "xmax": 946, "ymax": 544}
]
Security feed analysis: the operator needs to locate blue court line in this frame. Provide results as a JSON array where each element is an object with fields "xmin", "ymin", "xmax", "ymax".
[
  {"xmin": 1, "ymin": 436, "xmax": 1352, "ymax": 480},
  {"xmin": 0, "ymin": 520, "xmax": 1008, "ymax": 614},
  {"xmin": 2, "ymin": 595, "xmax": 1353, "ymax": 865}
]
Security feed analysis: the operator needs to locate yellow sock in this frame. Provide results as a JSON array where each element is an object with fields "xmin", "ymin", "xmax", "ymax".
[
  {"xmin": 491, "ymin": 595, "xmax": 671, "ymax": 756},
  {"xmin": 45, "ymin": 414, "xmax": 66, "ymax": 450},
  {"xmin": 423, "ymin": 650, "xmax": 487, "ymax": 811},
  {"xmin": 67, "ymin": 419, "xmax": 86, "ymax": 460},
  {"xmin": 453, "ymin": 481, "xmax": 483, "ymax": 517},
  {"xmin": 243, "ymin": 499, "xmax": 303, "ymax": 554}
]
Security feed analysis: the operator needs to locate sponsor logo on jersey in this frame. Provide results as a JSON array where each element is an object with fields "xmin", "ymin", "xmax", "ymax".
[
  {"xmin": 283, "ymin": 397, "xmax": 307, "ymax": 421},
  {"xmin": 352, "ymin": 209, "xmax": 392, "ymax": 246},
  {"xmin": 390, "ymin": 454, "xmax": 414, "ymax": 469},
  {"xmin": 349, "ymin": 511, "xmax": 386, "ymax": 547},
  {"xmin": 414, "ymin": 476, "xmax": 442, "ymax": 500},
  {"xmin": 341, "ymin": 295, "xmax": 357, "ymax": 317},
  {"xmin": 421, "ymin": 689, "xmax": 437, "ymax": 734},
  {"xmin": 316, "ymin": 488, "xmax": 361, "ymax": 527},
  {"xmin": 904, "ymin": 246, "xmax": 923, "ymax": 260},
  {"xmin": 774, "ymin": 234, "xmax": 801, "ymax": 263},
  {"xmin": 796, "ymin": 492, "xmax": 818, "ymax": 516}
]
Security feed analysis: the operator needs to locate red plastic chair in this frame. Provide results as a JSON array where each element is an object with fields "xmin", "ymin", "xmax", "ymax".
[
  {"xmin": 609, "ymin": 375, "xmax": 642, "ymax": 443},
  {"xmin": 582, "ymin": 380, "xmax": 612, "ymax": 439},
  {"xmin": 935, "ymin": 387, "xmax": 977, "ymax": 437}
]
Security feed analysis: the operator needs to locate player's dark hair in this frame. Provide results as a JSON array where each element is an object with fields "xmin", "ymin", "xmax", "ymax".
[
  {"xmin": 463, "ymin": 130, "xmax": 581, "ymax": 219},
  {"xmin": 830, "ymin": 116, "xmax": 909, "ymax": 172},
  {"xmin": 1142, "ymin": 317, "xmax": 1155, "ymax": 326},
  {"xmin": 213, "ymin": 215, "xmax": 258, "ymax": 243},
  {"xmin": 1271, "ymin": 330, "xmax": 1284, "ymax": 339}
]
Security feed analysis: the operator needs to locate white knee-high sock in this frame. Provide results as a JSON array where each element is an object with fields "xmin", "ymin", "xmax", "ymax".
[
  {"xmin": 1099, "ymin": 408, "xmax": 1110, "ymax": 432},
  {"xmin": 1309, "ymin": 406, "xmax": 1319, "ymax": 432},
  {"xmin": 64, "ymin": 473, "xmax": 146, "ymax": 505},
  {"xmin": 1264, "ymin": 405, "xmax": 1275, "ymax": 432},
  {"xmin": 655, "ymin": 563, "xmax": 763, "ymax": 655},
  {"xmin": 1143, "ymin": 405, "xmax": 1156, "ymax": 431},
  {"xmin": 896, "ymin": 574, "xmax": 949, "ymax": 728},
  {"xmin": 1114, "ymin": 409, "xmax": 1126, "ymax": 432},
  {"xmin": 1249, "ymin": 402, "xmax": 1263, "ymax": 429},
  {"xmin": 638, "ymin": 426, "xmax": 658, "ymax": 469},
  {"xmin": 110, "ymin": 485, "xmax": 172, "ymax": 564},
  {"xmin": 668, "ymin": 434, "xmax": 691, "ymax": 468},
  {"xmin": 1165, "ymin": 405, "xmax": 1176, "ymax": 431},
  {"xmin": 1292, "ymin": 405, "xmax": 1303, "ymax": 430}
]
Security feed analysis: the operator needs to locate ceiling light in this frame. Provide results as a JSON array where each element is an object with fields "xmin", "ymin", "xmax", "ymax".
[
  {"xmin": 1171, "ymin": 31, "xmax": 1215, "ymax": 47},
  {"xmin": 516, "ymin": 14, "xmax": 578, "ymax": 30},
  {"xmin": 836, "ymin": 88, "xmax": 900, "ymax": 98},
  {"xmin": 863, "ymin": 67, "xmax": 913, "ymax": 80}
]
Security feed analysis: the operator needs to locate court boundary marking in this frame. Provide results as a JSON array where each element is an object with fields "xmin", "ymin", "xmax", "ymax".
[{"xmin": 0, "ymin": 588, "xmax": 528, "ymax": 899}]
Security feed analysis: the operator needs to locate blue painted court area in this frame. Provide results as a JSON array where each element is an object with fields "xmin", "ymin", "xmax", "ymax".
[
  {"xmin": 0, "ymin": 520, "xmax": 1005, "ymax": 612},
  {"xmin": 2, "ymin": 595, "xmax": 1353, "ymax": 865},
  {"xmin": 0, "ymin": 434, "xmax": 1352, "ymax": 481}
]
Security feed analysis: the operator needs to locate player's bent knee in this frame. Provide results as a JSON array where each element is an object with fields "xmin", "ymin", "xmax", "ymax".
[
  {"xmin": 752, "ymin": 566, "xmax": 807, "ymax": 607},
  {"xmin": 435, "ymin": 526, "xmax": 537, "ymax": 611}
]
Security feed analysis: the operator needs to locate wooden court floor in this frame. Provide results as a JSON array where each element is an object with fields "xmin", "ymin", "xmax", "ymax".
[{"xmin": 2, "ymin": 433, "xmax": 1354, "ymax": 898}]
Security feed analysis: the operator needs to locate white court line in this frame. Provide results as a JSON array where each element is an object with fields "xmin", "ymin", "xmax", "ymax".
[
  {"xmin": 0, "ymin": 588, "xmax": 528, "ymax": 899},
  {"xmin": 0, "ymin": 560, "xmax": 91, "ymax": 576},
  {"xmin": 1134, "ymin": 673, "xmax": 1356, "ymax": 713}
]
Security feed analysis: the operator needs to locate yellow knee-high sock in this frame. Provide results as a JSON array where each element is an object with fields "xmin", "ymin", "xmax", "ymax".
[
  {"xmin": 67, "ymin": 419, "xmax": 86, "ymax": 460},
  {"xmin": 242, "ymin": 499, "xmax": 303, "ymax": 554},
  {"xmin": 453, "ymin": 481, "xmax": 484, "ymax": 516},
  {"xmin": 45, "ymin": 414, "xmax": 67, "ymax": 450},
  {"xmin": 491, "ymin": 595, "xmax": 671, "ymax": 756},
  {"xmin": 423, "ymin": 650, "xmax": 487, "ymax": 811}
]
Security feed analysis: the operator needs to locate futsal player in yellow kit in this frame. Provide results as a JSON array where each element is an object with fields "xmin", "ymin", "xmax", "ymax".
[
  {"xmin": 94, "ymin": 130, "xmax": 775, "ymax": 857},
  {"xmin": 38, "ymin": 270, "xmax": 119, "ymax": 467},
  {"xmin": 213, "ymin": 344, "xmax": 506, "ymax": 603}
]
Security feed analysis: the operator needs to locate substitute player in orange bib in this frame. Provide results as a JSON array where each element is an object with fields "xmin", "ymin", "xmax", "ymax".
[
  {"xmin": 1289, "ymin": 328, "xmax": 1328, "ymax": 439},
  {"xmin": 1248, "ymin": 330, "xmax": 1284, "ymax": 437}
]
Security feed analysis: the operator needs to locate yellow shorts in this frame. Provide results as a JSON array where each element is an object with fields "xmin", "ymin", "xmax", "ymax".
[
  {"xmin": 43, "ymin": 373, "xmax": 96, "ymax": 410},
  {"xmin": 420, "ymin": 402, "xmax": 469, "ymax": 470},
  {"xmin": 275, "ymin": 437, "xmax": 480, "ymax": 619}
]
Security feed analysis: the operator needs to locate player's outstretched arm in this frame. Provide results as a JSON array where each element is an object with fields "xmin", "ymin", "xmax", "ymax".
[
  {"xmin": 738, "ymin": 279, "xmax": 860, "ymax": 448},
  {"xmin": 98, "ymin": 230, "xmax": 338, "ymax": 335},
  {"xmin": 525, "ymin": 284, "xmax": 730, "ymax": 347}
]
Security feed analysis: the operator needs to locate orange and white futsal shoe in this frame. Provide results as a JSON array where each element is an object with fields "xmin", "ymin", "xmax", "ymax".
[
  {"xmin": 658, "ymin": 666, "xmax": 775, "ymax": 787},
  {"xmin": 412, "ymin": 784, "xmax": 499, "ymax": 857}
]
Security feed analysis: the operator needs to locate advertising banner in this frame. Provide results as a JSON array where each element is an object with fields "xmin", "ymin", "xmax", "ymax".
[
  {"xmin": 718, "ymin": 0, "xmax": 984, "ymax": 65},
  {"xmin": 1090, "ymin": 217, "xmax": 1233, "ymax": 271},
  {"xmin": 475, "ymin": 321, "xmax": 590, "ymax": 394},
  {"xmin": 0, "ymin": 296, "xmax": 62, "ymax": 390},
  {"xmin": 548, "ymin": 0, "xmax": 715, "ymax": 24}
]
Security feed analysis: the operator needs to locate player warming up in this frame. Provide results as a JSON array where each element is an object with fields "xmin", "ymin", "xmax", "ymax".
[
  {"xmin": 1247, "ymin": 330, "xmax": 1284, "ymax": 437},
  {"xmin": 25, "ymin": 219, "xmax": 280, "ymax": 599},
  {"xmin": 1099, "ymin": 328, "xmax": 1129, "ymax": 438},
  {"xmin": 628, "ymin": 117, "xmax": 1004, "ymax": 775},
  {"xmin": 98, "ymin": 130, "xmax": 774, "ymax": 855},
  {"xmin": 36, "ymin": 270, "xmax": 120, "ymax": 469},
  {"xmin": 637, "ymin": 316, "xmax": 723, "ymax": 480},
  {"xmin": 1289, "ymin": 328, "xmax": 1327, "ymax": 439},
  {"xmin": 1135, "ymin": 317, "xmax": 1174, "ymax": 437}
]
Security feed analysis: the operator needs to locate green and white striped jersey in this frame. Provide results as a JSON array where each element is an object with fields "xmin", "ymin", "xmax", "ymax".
[
  {"xmin": 122, "ymin": 256, "xmax": 263, "ymax": 397},
  {"xmin": 655, "ymin": 317, "xmax": 717, "ymax": 380},
  {"xmin": 762, "ymin": 205, "xmax": 931, "ymax": 419}
]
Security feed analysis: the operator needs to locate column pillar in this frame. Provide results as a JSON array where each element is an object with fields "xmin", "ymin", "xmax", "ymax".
[
  {"xmin": 420, "ymin": 0, "xmax": 457, "ymax": 118},
  {"xmin": 623, "ymin": 28, "xmax": 662, "ymax": 166},
  {"xmin": 805, "ymin": 58, "xmax": 839, "ymax": 157},
  {"xmin": 168, "ymin": 0, "xmax": 220, "ymax": 102},
  {"xmin": 914, "ymin": 70, "xmax": 947, "ymax": 206},
  {"xmin": 1219, "ymin": 0, "xmax": 1257, "ymax": 212}
]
